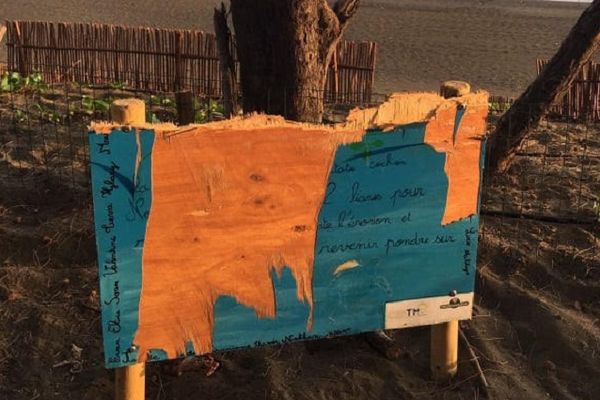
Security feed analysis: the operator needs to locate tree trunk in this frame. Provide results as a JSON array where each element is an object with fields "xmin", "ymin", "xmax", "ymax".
[
  {"xmin": 229, "ymin": 0, "xmax": 359, "ymax": 123},
  {"xmin": 214, "ymin": 3, "xmax": 238, "ymax": 118},
  {"xmin": 486, "ymin": 0, "xmax": 600, "ymax": 175}
]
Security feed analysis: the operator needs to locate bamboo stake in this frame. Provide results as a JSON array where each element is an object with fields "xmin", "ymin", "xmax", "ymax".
[
  {"xmin": 431, "ymin": 320, "xmax": 459, "ymax": 381},
  {"xmin": 110, "ymin": 98, "xmax": 146, "ymax": 400}
]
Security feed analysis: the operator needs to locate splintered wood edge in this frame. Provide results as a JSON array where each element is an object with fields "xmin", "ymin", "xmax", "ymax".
[{"xmin": 90, "ymin": 91, "xmax": 490, "ymax": 136}]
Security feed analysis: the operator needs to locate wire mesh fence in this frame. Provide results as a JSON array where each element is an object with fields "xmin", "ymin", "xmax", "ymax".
[{"xmin": 0, "ymin": 67, "xmax": 598, "ymax": 305}]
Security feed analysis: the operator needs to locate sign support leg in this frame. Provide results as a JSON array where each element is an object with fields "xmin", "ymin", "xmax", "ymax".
[
  {"xmin": 115, "ymin": 363, "xmax": 145, "ymax": 400},
  {"xmin": 110, "ymin": 98, "xmax": 147, "ymax": 400},
  {"xmin": 428, "ymin": 81, "xmax": 472, "ymax": 381},
  {"xmin": 430, "ymin": 320, "xmax": 459, "ymax": 380}
]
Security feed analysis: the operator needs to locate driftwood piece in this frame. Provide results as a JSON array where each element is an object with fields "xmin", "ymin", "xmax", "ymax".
[{"xmin": 486, "ymin": 0, "xmax": 600, "ymax": 175}]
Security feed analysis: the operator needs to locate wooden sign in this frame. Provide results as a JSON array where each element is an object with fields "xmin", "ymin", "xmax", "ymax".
[{"xmin": 89, "ymin": 92, "xmax": 488, "ymax": 368}]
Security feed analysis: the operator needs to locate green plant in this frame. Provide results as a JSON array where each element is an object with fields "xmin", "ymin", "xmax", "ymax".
[
  {"xmin": 146, "ymin": 111, "xmax": 161, "ymax": 123},
  {"xmin": 194, "ymin": 99, "xmax": 224, "ymax": 123},
  {"xmin": 0, "ymin": 71, "xmax": 48, "ymax": 92},
  {"xmin": 1, "ymin": 72, "xmax": 23, "ymax": 91},
  {"xmin": 149, "ymin": 94, "xmax": 174, "ymax": 107},
  {"xmin": 109, "ymin": 81, "xmax": 126, "ymax": 90},
  {"xmin": 81, "ymin": 95, "xmax": 111, "ymax": 115},
  {"xmin": 31, "ymin": 102, "xmax": 62, "ymax": 123},
  {"xmin": 24, "ymin": 72, "xmax": 47, "ymax": 92}
]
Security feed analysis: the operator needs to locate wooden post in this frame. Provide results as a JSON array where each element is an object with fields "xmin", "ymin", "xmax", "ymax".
[
  {"xmin": 175, "ymin": 90, "xmax": 195, "ymax": 125},
  {"xmin": 110, "ymin": 97, "xmax": 146, "ymax": 400},
  {"xmin": 111, "ymin": 98, "xmax": 146, "ymax": 125},
  {"xmin": 440, "ymin": 80, "xmax": 471, "ymax": 99},
  {"xmin": 431, "ymin": 320, "xmax": 459, "ymax": 380},
  {"xmin": 428, "ymin": 81, "xmax": 471, "ymax": 381},
  {"xmin": 115, "ymin": 363, "xmax": 145, "ymax": 400}
]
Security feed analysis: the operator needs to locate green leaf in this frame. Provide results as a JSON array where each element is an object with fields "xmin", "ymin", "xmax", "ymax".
[
  {"xmin": 30, "ymin": 72, "xmax": 43, "ymax": 84},
  {"xmin": 149, "ymin": 95, "xmax": 161, "ymax": 106},
  {"xmin": 93, "ymin": 99, "xmax": 111, "ymax": 112},
  {"xmin": 81, "ymin": 96, "xmax": 94, "ymax": 112},
  {"xmin": 0, "ymin": 75, "xmax": 10, "ymax": 91},
  {"xmin": 194, "ymin": 109, "xmax": 207, "ymax": 123}
]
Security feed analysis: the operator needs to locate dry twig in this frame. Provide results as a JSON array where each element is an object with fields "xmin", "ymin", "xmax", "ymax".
[{"xmin": 459, "ymin": 327, "xmax": 491, "ymax": 398}]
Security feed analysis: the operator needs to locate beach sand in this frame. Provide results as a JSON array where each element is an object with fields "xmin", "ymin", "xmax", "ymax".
[{"xmin": 0, "ymin": 0, "xmax": 590, "ymax": 97}]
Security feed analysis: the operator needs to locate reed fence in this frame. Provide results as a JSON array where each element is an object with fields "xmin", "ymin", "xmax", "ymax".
[
  {"xmin": 325, "ymin": 40, "xmax": 377, "ymax": 104},
  {"xmin": 537, "ymin": 59, "xmax": 600, "ymax": 121},
  {"xmin": 5, "ymin": 20, "xmax": 377, "ymax": 104}
]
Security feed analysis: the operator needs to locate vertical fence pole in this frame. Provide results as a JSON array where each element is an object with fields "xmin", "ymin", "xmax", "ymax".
[
  {"xmin": 110, "ymin": 98, "xmax": 146, "ymax": 400},
  {"xmin": 176, "ymin": 90, "xmax": 195, "ymax": 125},
  {"xmin": 429, "ymin": 80, "xmax": 471, "ymax": 381}
]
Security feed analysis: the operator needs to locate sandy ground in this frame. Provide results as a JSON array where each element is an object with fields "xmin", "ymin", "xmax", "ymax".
[
  {"xmin": 0, "ymin": 0, "xmax": 591, "ymax": 96},
  {"xmin": 1, "ymin": 1, "xmax": 599, "ymax": 399}
]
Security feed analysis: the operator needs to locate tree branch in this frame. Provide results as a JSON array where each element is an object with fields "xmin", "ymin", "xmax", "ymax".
[
  {"xmin": 486, "ymin": 0, "xmax": 600, "ymax": 175},
  {"xmin": 333, "ymin": 0, "xmax": 360, "ymax": 27},
  {"xmin": 317, "ymin": 0, "xmax": 360, "ymax": 63},
  {"xmin": 214, "ymin": 2, "xmax": 237, "ymax": 117}
]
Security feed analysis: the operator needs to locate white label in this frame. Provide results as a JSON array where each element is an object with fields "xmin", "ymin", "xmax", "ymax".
[{"xmin": 385, "ymin": 292, "xmax": 474, "ymax": 329}]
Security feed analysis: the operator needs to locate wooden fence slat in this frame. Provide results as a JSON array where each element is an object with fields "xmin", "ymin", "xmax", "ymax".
[
  {"xmin": 537, "ymin": 58, "xmax": 600, "ymax": 121},
  {"xmin": 5, "ymin": 20, "xmax": 377, "ymax": 104}
]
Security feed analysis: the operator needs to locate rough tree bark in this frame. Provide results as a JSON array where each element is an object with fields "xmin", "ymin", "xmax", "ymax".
[
  {"xmin": 228, "ymin": 0, "xmax": 359, "ymax": 123},
  {"xmin": 214, "ymin": 3, "xmax": 238, "ymax": 118},
  {"xmin": 487, "ymin": 0, "xmax": 600, "ymax": 175}
]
